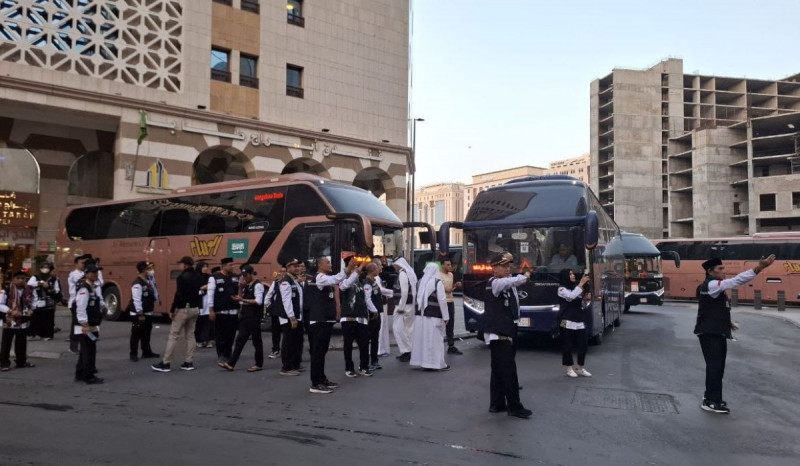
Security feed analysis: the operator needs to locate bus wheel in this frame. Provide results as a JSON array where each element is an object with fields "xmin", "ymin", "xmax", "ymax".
[
  {"xmin": 613, "ymin": 315, "xmax": 621, "ymax": 327},
  {"xmin": 589, "ymin": 313, "xmax": 605, "ymax": 346},
  {"xmin": 623, "ymin": 303, "xmax": 631, "ymax": 313},
  {"xmin": 103, "ymin": 285, "xmax": 122, "ymax": 321}
]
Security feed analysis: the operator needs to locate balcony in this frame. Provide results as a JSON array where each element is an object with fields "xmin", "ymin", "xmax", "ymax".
[
  {"xmin": 211, "ymin": 68, "xmax": 231, "ymax": 83},
  {"xmin": 729, "ymin": 179, "xmax": 748, "ymax": 186},
  {"xmin": 288, "ymin": 13, "xmax": 305, "ymax": 27},
  {"xmin": 286, "ymin": 85, "xmax": 304, "ymax": 98},
  {"xmin": 671, "ymin": 186, "xmax": 693, "ymax": 193},
  {"xmin": 213, "ymin": 0, "xmax": 232, "ymax": 5},
  {"xmin": 241, "ymin": 0, "xmax": 260, "ymax": 13},
  {"xmin": 240, "ymin": 75, "xmax": 259, "ymax": 89}
]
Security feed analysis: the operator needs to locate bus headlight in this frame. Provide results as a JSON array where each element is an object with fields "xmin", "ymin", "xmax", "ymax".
[{"xmin": 463, "ymin": 296, "xmax": 485, "ymax": 314}]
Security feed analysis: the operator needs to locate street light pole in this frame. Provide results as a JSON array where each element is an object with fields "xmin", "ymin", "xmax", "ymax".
[{"xmin": 410, "ymin": 117, "xmax": 424, "ymax": 254}]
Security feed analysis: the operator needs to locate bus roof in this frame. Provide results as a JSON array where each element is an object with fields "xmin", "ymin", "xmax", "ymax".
[
  {"xmin": 654, "ymin": 232, "xmax": 800, "ymax": 243},
  {"xmin": 171, "ymin": 173, "xmax": 323, "ymax": 194},
  {"xmin": 620, "ymin": 232, "xmax": 661, "ymax": 257}
]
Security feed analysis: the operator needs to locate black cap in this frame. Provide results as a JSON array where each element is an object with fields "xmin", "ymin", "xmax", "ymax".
[
  {"xmin": 220, "ymin": 257, "xmax": 234, "ymax": 265},
  {"xmin": 85, "ymin": 263, "xmax": 101, "ymax": 273},
  {"xmin": 702, "ymin": 258, "xmax": 722, "ymax": 272},
  {"xmin": 211, "ymin": 266, "xmax": 221, "ymax": 274},
  {"xmin": 74, "ymin": 253, "xmax": 91, "ymax": 263},
  {"xmin": 282, "ymin": 258, "xmax": 301, "ymax": 267},
  {"xmin": 490, "ymin": 252, "xmax": 514, "ymax": 266},
  {"xmin": 177, "ymin": 256, "xmax": 194, "ymax": 266},
  {"xmin": 240, "ymin": 264, "xmax": 257, "ymax": 276},
  {"xmin": 137, "ymin": 261, "xmax": 153, "ymax": 273}
]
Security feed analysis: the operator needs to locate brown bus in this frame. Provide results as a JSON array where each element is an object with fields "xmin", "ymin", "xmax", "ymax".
[{"xmin": 56, "ymin": 173, "xmax": 432, "ymax": 320}]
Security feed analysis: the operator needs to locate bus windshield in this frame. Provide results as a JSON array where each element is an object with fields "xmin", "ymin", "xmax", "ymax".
[
  {"xmin": 464, "ymin": 225, "xmax": 586, "ymax": 279},
  {"xmin": 624, "ymin": 256, "xmax": 661, "ymax": 278},
  {"xmin": 317, "ymin": 182, "xmax": 401, "ymax": 224}
]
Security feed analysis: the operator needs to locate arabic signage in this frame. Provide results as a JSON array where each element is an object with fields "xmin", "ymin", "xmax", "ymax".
[
  {"xmin": 0, "ymin": 227, "xmax": 36, "ymax": 245},
  {"xmin": 0, "ymin": 191, "xmax": 39, "ymax": 228}
]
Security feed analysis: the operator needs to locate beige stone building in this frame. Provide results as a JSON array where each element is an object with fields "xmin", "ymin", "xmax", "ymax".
[
  {"xmin": 464, "ymin": 166, "xmax": 547, "ymax": 214},
  {"xmin": 545, "ymin": 153, "xmax": 590, "ymax": 184},
  {"xmin": 0, "ymin": 0, "xmax": 411, "ymax": 269},
  {"xmin": 591, "ymin": 58, "xmax": 800, "ymax": 238},
  {"xmin": 414, "ymin": 182, "xmax": 465, "ymax": 246}
]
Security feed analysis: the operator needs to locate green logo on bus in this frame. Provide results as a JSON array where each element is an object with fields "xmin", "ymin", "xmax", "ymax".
[{"xmin": 228, "ymin": 239, "xmax": 249, "ymax": 259}]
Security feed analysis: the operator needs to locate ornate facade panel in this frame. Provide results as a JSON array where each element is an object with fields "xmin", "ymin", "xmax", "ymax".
[{"xmin": 0, "ymin": 0, "xmax": 183, "ymax": 92}]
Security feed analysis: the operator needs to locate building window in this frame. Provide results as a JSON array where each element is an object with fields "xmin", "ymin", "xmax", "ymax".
[
  {"xmin": 241, "ymin": 0, "xmax": 260, "ymax": 14},
  {"xmin": 434, "ymin": 200, "xmax": 445, "ymax": 225},
  {"xmin": 793, "ymin": 192, "xmax": 800, "ymax": 209},
  {"xmin": 240, "ymin": 54, "xmax": 258, "ymax": 88},
  {"xmin": 211, "ymin": 48, "xmax": 231, "ymax": 82},
  {"xmin": 286, "ymin": 64, "xmax": 303, "ymax": 98},
  {"xmin": 287, "ymin": 0, "xmax": 304, "ymax": 26},
  {"xmin": 213, "ymin": 0, "xmax": 232, "ymax": 6},
  {"xmin": 760, "ymin": 193, "xmax": 776, "ymax": 212},
  {"xmin": 761, "ymin": 165, "xmax": 770, "ymax": 177}
]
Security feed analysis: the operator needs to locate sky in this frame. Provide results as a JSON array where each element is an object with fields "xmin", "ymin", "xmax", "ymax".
[{"xmin": 410, "ymin": 0, "xmax": 800, "ymax": 187}]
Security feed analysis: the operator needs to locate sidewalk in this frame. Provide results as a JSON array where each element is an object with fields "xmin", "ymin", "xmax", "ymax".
[{"xmin": 734, "ymin": 306, "xmax": 800, "ymax": 329}]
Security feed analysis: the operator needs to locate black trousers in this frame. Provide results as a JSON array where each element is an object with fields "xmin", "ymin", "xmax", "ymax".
[
  {"xmin": 129, "ymin": 315, "xmax": 154, "ymax": 357},
  {"xmin": 489, "ymin": 339, "xmax": 523, "ymax": 411},
  {"xmin": 0, "ymin": 328, "xmax": 27, "ymax": 368},
  {"xmin": 228, "ymin": 316, "xmax": 264, "ymax": 368},
  {"xmin": 270, "ymin": 315, "xmax": 282, "ymax": 352},
  {"xmin": 368, "ymin": 314, "xmax": 381, "ymax": 365},
  {"xmin": 75, "ymin": 333, "xmax": 98, "ymax": 381},
  {"xmin": 304, "ymin": 317, "xmax": 312, "ymax": 354},
  {"xmin": 195, "ymin": 314, "xmax": 215, "ymax": 343},
  {"xmin": 561, "ymin": 327, "xmax": 588, "ymax": 366},
  {"xmin": 446, "ymin": 302, "xmax": 456, "ymax": 347},
  {"xmin": 29, "ymin": 307, "xmax": 55, "ymax": 339},
  {"xmin": 309, "ymin": 322, "xmax": 334, "ymax": 385},
  {"xmin": 342, "ymin": 321, "xmax": 369, "ymax": 372},
  {"xmin": 280, "ymin": 322, "xmax": 304, "ymax": 371},
  {"xmin": 215, "ymin": 314, "xmax": 239, "ymax": 360},
  {"xmin": 699, "ymin": 334, "xmax": 727, "ymax": 403},
  {"xmin": 69, "ymin": 309, "xmax": 79, "ymax": 352}
]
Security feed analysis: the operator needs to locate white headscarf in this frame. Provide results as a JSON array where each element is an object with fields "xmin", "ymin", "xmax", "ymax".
[
  {"xmin": 393, "ymin": 257, "xmax": 417, "ymax": 292},
  {"xmin": 416, "ymin": 262, "xmax": 441, "ymax": 312}
]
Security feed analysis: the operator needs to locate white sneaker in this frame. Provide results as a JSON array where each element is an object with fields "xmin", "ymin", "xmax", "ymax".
[
  {"xmin": 566, "ymin": 369, "xmax": 578, "ymax": 378},
  {"xmin": 576, "ymin": 368, "xmax": 592, "ymax": 377}
]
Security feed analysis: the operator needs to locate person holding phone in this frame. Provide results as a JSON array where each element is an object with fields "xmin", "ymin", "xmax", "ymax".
[{"xmin": 557, "ymin": 268, "xmax": 591, "ymax": 378}]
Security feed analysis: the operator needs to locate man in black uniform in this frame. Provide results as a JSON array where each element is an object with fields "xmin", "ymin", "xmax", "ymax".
[
  {"xmin": 265, "ymin": 267, "xmax": 286, "ymax": 359},
  {"xmin": 695, "ymin": 254, "xmax": 774, "ymax": 414},
  {"xmin": 365, "ymin": 263, "xmax": 384, "ymax": 371},
  {"xmin": 129, "ymin": 261, "xmax": 160, "ymax": 362},
  {"xmin": 273, "ymin": 258, "xmax": 305, "ymax": 376},
  {"xmin": 208, "ymin": 257, "xmax": 240, "ymax": 365},
  {"xmin": 221, "ymin": 264, "xmax": 265, "ymax": 372},
  {"xmin": 484, "ymin": 253, "xmax": 532, "ymax": 419},
  {"xmin": 73, "ymin": 264, "xmax": 103, "ymax": 384},
  {"xmin": 339, "ymin": 258, "xmax": 374, "ymax": 378},
  {"xmin": 27, "ymin": 262, "xmax": 60, "ymax": 340}
]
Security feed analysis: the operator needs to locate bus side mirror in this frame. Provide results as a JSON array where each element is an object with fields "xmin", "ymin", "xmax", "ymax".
[
  {"xmin": 661, "ymin": 251, "xmax": 681, "ymax": 268},
  {"xmin": 584, "ymin": 211, "xmax": 599, "ymax": 250}
]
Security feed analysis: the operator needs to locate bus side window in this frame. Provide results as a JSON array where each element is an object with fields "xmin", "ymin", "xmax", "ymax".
[
  {"xmin": 96, "ymin": 203, "xmax": 131, "ymax": 239},
  {"xmin": 66, "ymin": 207, "xmax": 99, "ymax": 240},
  {"xmin": 160, "ymin": 208, "xmax": 197, "ymax": 236},
  {"xmin": 242, "ymin": 187, "xmax": 286, "ymax": 231},
  {"xmin": 285, "ymin": 185, "xmax": 330, "ymax": 220},
  {"xmin": 277, "ymin": 224, "xmax": 332, "ymax": 268}
]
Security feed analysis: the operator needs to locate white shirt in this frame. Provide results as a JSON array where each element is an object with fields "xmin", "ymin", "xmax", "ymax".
[
  {"xmin": 396, "ymin": 270, "xmax": 412, "ymax": 313},
  {"xmin": 279, "ymin": 276, "xmax": 303, "ymax": 324},
  {"xmin": 68, "ymin": 269, "xmax": 84, "ymax": 307},
  {"xmin": 485, "ymin": 274, "xmax": 528, "ymax": 345},
  {"xmin": 557, "ymin": 285, "xmax": 586, "ymax": 330},
  {"xmin": 243, "ymin": 281, "xmax": 265, "ymax": 306},
  {"xmin": 339, "ymin": 272, "xmax": 368, "ymax": 325},
  {"xmin": 311, "ymin": 271, "xmax": 347, "ymax": 324},
  {"xmin": 706, "ymin": 269, "xmax": 757, "ymax": 299}
]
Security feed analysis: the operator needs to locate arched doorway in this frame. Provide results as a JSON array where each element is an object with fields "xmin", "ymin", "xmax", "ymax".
[
  {"xmin": 0, "ymin": 141, "xmax": 39, "ymax": 193},
  {"xmin": 281, "ymin": 157, "xmax": 329, "ymax": 177},
  {"xmin": 68, "ymin": 151, "xmax": 114, "ymax": 202},
  {"xmin": 0, "ymin": 142, "xmax": 39, "ymax": 277},
  {"xmin": 352, "ymin": 167, "xmax": 392, "ymax": 198},
  {"xmin": 192, "ymin": 146, "xmax": 254, "ymax": 185}
]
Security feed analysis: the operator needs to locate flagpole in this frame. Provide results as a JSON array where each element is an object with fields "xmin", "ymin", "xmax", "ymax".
[
  {"xmin": 129, "ymin": 143, "xmax": 140, "ymax": 192},
  {"xmin": 130, "ymin": 110, "xmax": 148, "ymax": 192}
]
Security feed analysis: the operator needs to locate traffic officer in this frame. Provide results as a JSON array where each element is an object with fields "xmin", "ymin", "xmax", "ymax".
[
  {"xmin": 484, "ymin": 253, "xmax": 532, "ymax": 419},
  {"xmin": 67, "ymin": 254, "xmax": 89, "ymax": 353},
  {"xmin": 272, "ymin": 258, "xmax": 304, "ymax": 376},
  {"xmin": 73, "ymin": 263, "xmax": 103, "ymax": 384},
  {"xmin": 208, "ymin": 258, "xmax": 240, "ymax": 364},
  {"xmin": 129, "ymin": 261, "xmax": 160, "ymax": 362},
  {"xmin": 221, "ymin": 264, "xmax": 265, "ymax": 372},
  {"xmin": 695, "ymin": 254, "xmax": 775, "ymax": 414}
]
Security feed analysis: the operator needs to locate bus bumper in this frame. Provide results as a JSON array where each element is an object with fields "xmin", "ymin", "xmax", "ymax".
[
  {"xmin": 624, "ymin": 290, "xmax": 664, "ymax": 307},
  {"xmin": 463, "ymin": 300, "xmax": 560, "ymax": 336}
]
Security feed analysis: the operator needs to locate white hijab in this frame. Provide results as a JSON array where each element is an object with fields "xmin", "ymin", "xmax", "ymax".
[
  {"xmin": 416, "ymin": 262, "xmax": 441, "ymax": 312},
  {"xmin": 393, "ymin": 257, "xmax": 417, "ymax": 293}
]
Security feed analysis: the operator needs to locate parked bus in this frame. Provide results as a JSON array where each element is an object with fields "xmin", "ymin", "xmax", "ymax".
[
  {"xmin": 55, "ymin": 173, "xmax": 434, "ymax": 320},
  {"xmin": 620, "ymin": 231, "xmax": 680, "ymax": 312},
  {"xmin": 438, "ymin": 175, "xmax": 624, "ymax": 345},
  {"xmin": 653, "ymin": 232, "xmax": 800, "ymax": 305},
  {"xmin": 411, "ymin": 246, "xmax": 464, "ymax": 295}
]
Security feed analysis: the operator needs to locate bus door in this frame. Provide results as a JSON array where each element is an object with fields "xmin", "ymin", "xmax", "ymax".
[{"xmin": 148, "ymin": 237, "xmax": 171, "ymax": 313}]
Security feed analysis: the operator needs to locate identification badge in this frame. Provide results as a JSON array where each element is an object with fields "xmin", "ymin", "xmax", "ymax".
[
  {"xmin": 504, "ymin": 299, "xmax": 509, "ymax": 307},
  {"xmin": 328, "ymin": 292, "xmax": 334, "ymax": 299}
]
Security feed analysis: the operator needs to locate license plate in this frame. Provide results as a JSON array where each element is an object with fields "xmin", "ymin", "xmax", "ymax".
[
  {"xmin": 640, "ymin": 298, "xmax": 648, "ymax": 303},
  {"xmin": 518, "ymin": 318, "xmax": 531, "ymax": 327}
]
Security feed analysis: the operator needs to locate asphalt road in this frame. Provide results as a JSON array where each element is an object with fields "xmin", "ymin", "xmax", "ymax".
[{"xmin": 1, "ymin": 303, "xmax": 798, "ymax": 465}]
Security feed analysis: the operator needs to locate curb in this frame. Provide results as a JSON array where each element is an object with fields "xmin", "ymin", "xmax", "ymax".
[{"xmin": 740, "ymin": 311, "xmax": 800, "ymax": 329}]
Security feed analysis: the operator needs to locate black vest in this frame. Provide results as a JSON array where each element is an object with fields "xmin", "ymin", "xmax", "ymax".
[
  {"xmin": 71, "ymin": 280, "xmax": 102, "ymax": 326},
  {"xmin": 482, "ymin": 277, "xmax": 519, "ymax": 337},
  {"xmin": 212, "ymin": 272, "xmax": 240, "ymax": 311},
  {"xmin": 694, "ymin": 277, "xmax": 732, "ymax": 337},
  {"xmin": 271, "ymin": 276, "xmax": 301, "ymax": 320},
  {"xmin": 369, "ymin": 278, "xmax": 383, "ymax": 313},
  {"xmin": 557, "ymin": 286, "xmax": 584, "ymax": 323},
  {"xmin": 33, "ymin": 274, "xmax": 58, "ymax": 308},
  {"xmin": 133, "ymin": 276, "xmax": 155, "ymax": 314},
  {"xmin": 240, "ymin": 280, "xmax": 262, "ymax": 318},
  {"xmin": 421, "ymin": 279, "xmax": 443, "ymax": 319},
  {"xmin": 341, "ymin": 279, "xmax": 368, "ymax": 319},
  {"xmin": 308, "ymin": 275, "xmax": 337, "ymax": 322},
  {"xmin": 391, "ymin": 272, "xmax": 414, "ymax": 306}
]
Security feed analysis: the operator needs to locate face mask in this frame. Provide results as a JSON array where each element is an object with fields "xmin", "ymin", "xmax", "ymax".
[
  {"xmin": 147, "ymin": 270, "xmax": 155, "ymax": 277},
  {"xmin": 40, "ymin": 268, "xmax": 50, "ymax": 274}
]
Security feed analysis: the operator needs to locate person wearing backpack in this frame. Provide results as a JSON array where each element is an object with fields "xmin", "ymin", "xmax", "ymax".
[
  {"xmin": 339, "ymin": 257, "xmax": 374, "ymax": 378},
  {"xmin": 410, "ymin": 263, "xmax": 450, "ymax": 371}
]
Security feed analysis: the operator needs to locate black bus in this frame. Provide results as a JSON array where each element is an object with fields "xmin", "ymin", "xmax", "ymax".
[{"xmin": 620, "ymin": 232, "xmax": 680, "ymax": 312}]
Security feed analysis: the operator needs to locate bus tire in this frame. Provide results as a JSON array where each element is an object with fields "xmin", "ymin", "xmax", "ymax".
[
  {"xmin": 613, "ymin": 315, "xmax": 621, "ymax": 327},
  {"xmin": 103, "ymin": 285, "xmax": 122, "ymax": 321},
  {"xmin": 624, "ymin": 303, "xmax": 631, "ymax": 313}
]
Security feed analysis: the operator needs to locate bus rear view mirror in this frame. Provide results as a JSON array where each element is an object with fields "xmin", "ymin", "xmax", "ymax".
[
  {"xmin": 585, "ymin": 211, "xmax": 599, "ymax": 250},
  {"xmin": 661, "ymin": 250, "xmax": 681, "ymax": 268}
]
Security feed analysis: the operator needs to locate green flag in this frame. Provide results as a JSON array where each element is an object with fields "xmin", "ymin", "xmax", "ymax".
[{"xmin": 137, "ymin": 110, "xmax": 148, "ymax": 145}]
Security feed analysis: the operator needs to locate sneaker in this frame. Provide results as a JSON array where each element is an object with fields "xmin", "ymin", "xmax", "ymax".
[
  {"xmin": 508, "ymin": 407, "xmax": 533, "ymax": 419},
  {"xmin": 196, "ymin": 343, "xmax": 204, "ymax": 348},
  {"xmin": 369, "ymin": 363, "xmax": 382, "ymax": 370},
  {"xmin": 438, "ymin": 364, "xmax": 451, "ymax": 372},
  {"xmin": 378, "ymin": 352, "xmax": 390, "ymax": 357},
  {"xmin": 130, "ymin": 355, "xmax": 139, "ymax": 362},
  {"xmin": 43, "ymin": 337, "xmax": 53, "ymax": 341},
  {"xmin": 576, "ymin": 368, "xmax": 592, "ymax": 377},
  {"xmin": 358, "ymin": 368, "xmax": 374, "ymax": 377},
  {"xmin": 151, "ymin": 362, "xmax": 171, "ymax": 373},
  {"xmin": 323, "ymin": 380, "xmax": 339, "ymax": 389},
  {"xmin": 489, "ymin": 405, "xmax": 507, "ymax": 413},
  {"xmin": 701, "ymin": 400, "xmax": 730, "ymax": 414},
  {"xmin": 345, "ymin": 370, "xmax": 358, "ymax": 378},
  {"xmin": 16, "ymin": 362, "xmax": 34, "ymax": 369},
  {"xmin": 309, "ymin": 384, "xmax": 334, "ymax": 394},
  {"xmin": 205, "ymin": 342, "xmax": 214, "ymax": 348},
  {"xmin": 297, "ymin": 365, "xmax": 307, "ymax": 372},
  {"xmin": 566, "ymin": 369, "xmax": 578, "ymax": 378},
  {"xmin": 279, "ymin": 369, "xmax": 300, "ymax": 376},
  {"xmin": 180, "ymin": 362, "xmax": 196, "ymax": 371},
  {"xmin": 268, "ymin": 350, "xmax": 280, "ymax": 359},
  {"xmin": 84, "ymin": 376, "xmax": 105, "ymax": 385},
  {"xmin": 447, "ymin": 346, "xmax": 463, "ymax": 355},
  {"xmin": 396, "ymin": 352, "xmax": 411, "ymax": 362}
]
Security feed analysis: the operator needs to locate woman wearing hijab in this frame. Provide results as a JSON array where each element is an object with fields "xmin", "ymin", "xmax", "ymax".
[
  {"xmin": 409, "ymin": 263, "xmax": 449, "ymax": 371},
  {"xmin": 391, "ymin": 257, "xmax": 417, "ymax": 362},
  {"xmin": 194, "ymin": 261, "xmax": 214, "ymax": 348},
  {"xmin": 557, "ymin": 268, "xmax": 591, "ymax": 378}
]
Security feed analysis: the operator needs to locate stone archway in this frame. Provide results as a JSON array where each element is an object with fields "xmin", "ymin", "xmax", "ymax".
[
  {"xmin": 0, "ymin": 141, "xmax": 39, "ymax": 193},
  {"xmin": 68, "ymin": 151, "xmax": 114, "ymax": 202},
  {"xmin": 192, "ymin": 146, "xmax": 255, "ymax": 185},
  {"xmin": 352, "ymin": 167, "xmax": 392, "ymax": 198},
  {"xmin": 281, "ymin": 157, "xmax": 329, "ymax": 177}
]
